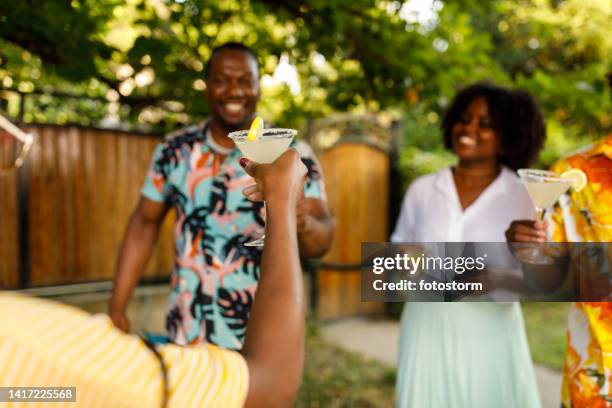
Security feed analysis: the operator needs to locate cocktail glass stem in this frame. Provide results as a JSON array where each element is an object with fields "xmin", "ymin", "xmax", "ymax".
[
  {"xmin": 536, "ymin": 207, "xmax": 545, "ymax": 223},
  {"xmin": 244, "ymin": 202, "xmax": 266, "ymax": 247},
  {"xmin": 228, "ymin": 127, "xmax": 297, "ymax": 248}
]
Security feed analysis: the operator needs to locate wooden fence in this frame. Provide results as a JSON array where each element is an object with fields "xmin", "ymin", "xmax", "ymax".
[
  {"xmin": 1, "ymin": 123, "xmax": 393, "ymax": 321},
  {"xmin": 0, "ymin": 162, "xmax": 19, "ymax": 288},
  {"xmin": 0, "ymin": 125, "xmax": 175, "ymax": 288},
  {"xmin": 316, "ymin": 142, "xmax": 389, "ymax": 319}
]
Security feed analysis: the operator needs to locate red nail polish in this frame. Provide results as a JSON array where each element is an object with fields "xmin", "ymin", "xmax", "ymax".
[{"xmin": 239, "ymin": 158, "xmax": 249, "ymax": 168}]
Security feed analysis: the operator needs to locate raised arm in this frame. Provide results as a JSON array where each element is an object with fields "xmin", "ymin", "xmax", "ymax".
[
  {"xmin": 239, "ymin": 150, "xmax": 307, "ymax": 408},
  {"xmin": 109, "ymin": 197, "xmax": 169, "ymax": 332}
]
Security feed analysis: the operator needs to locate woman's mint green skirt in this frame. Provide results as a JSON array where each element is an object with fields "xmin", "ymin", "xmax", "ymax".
[{"xmin": 396, "ymin": 303, "xmax": 541, "ymax": 408}]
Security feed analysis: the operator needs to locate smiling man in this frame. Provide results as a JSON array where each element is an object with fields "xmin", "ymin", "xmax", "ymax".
[{"xmin": 109, "ymin": 42, "xmax": 334, "ymax": 349}]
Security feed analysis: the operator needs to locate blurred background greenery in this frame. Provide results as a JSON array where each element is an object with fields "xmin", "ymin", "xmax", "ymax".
[{"xmin": 1, "ymin": 0, "xmax": 610, "ymax": 183}]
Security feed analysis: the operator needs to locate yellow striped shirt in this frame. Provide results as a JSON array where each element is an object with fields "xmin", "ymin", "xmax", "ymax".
[{"xmin": 0, "ymin": 292, "xmax": 248, "ymax": 407}]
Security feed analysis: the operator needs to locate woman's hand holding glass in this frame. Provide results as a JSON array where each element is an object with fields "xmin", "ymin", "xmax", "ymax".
[{"xmin": 240, "ymin": 149, "xmax": 307, "ymax": 206}]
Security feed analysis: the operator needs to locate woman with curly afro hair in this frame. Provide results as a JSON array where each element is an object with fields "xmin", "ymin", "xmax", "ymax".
[{"xmin": 392, "ymin": 82, "xmax": 546, "ymax": 408}]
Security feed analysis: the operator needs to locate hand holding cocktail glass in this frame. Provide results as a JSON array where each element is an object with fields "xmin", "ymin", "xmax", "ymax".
[
  {"xmin": 240, "ymin": 150, "xmax": 306, "ymax": 201},
  {"xmin": 506, "ymin": 168, "xmax": 586, "ymax": 265},
  {"xmin": 240, "ymin": 149, "xmax": 307, "ymax": 249},
  {"xmin": 231, "ymin": 117, "xmax": 298, "ymax": 246}
]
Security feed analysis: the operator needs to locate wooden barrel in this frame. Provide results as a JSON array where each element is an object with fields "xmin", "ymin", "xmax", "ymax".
[{"xmin": 317, "ymin": 142, "xmax": 388, "ymax": 319}]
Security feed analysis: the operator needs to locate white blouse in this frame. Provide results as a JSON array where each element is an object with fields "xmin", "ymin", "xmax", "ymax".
[{"xmin": 391, "ymin": 166, "xmax": 535, "ymax": 266}]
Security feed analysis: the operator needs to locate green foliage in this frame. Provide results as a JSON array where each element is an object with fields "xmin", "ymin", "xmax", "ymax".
[
  {"xmin": 394, "ymin": 0, "xmax": 610, "ymax": 184},
  {"xmin": 0, "ymin": 1, "xmax": 117, "ymax": 81},
  {"xmin": 0, "ymin": 0, "xmax": 609, "ymax": 162},
  {"xmin": 395, "ymin": 105, "xmax": 454, "ymax": 185}
]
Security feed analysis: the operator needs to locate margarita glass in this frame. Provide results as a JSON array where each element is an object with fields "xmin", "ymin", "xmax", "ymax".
[
  {"xmin": 229, "ymin": 128, "xmax": 297, "ymax": 247},
  {"xmin": 517, "ymin": 169, "xmax": 574, "ymax": 264}
]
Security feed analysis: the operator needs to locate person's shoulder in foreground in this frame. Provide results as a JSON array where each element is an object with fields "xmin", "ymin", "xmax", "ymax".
[
  {"xmin": 1, "ymin": 149, "xmax": 308, "ymax": 408},
  {"xmin": 0, "ymin": 291, "xmax": 247, "ymax": 408}
]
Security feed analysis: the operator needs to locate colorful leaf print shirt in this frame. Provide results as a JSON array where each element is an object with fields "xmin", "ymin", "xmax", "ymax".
[
  {"xmin": 547, "ymin": 135, "xmax": 612, "ymax": 407},
  {"xmin": 141, "ymin": 121, "xmax": 326, "ymax": 349}
]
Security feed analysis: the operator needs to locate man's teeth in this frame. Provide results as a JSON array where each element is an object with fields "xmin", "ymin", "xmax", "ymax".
[
  {"xmin": 458, "ymin": 136, "xmax": 476, "ymax": 146},
  {"xmin": 224, "ymin": 103, "xmax": 244, "ymax": 113}
]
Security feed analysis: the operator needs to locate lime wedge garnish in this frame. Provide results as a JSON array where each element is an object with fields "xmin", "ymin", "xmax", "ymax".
[
  {"xmin": 561, "ymin": 169, "xmax": 587, "ymax": 192},
  {"xmin": 247, "ymin": 116, "xmax": 264, "ymax": 141}
]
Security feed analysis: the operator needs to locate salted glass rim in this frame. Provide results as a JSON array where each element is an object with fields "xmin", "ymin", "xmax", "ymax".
[
  {"xmin": 518, "ymin": 168, "xmax": 570, "ymax": 183},
  {"xmin": 228, "ymin": 128, "xmax": 297, "ymax": 142}
]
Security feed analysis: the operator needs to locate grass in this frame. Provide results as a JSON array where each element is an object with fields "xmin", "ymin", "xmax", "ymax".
[
  {"xmin": 522, "ymin": 302, "xmax": 569, "ymax": 371},
  {"xmin": 297, "ymin": 323, "xmax": 396, "ymax": 407}
]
